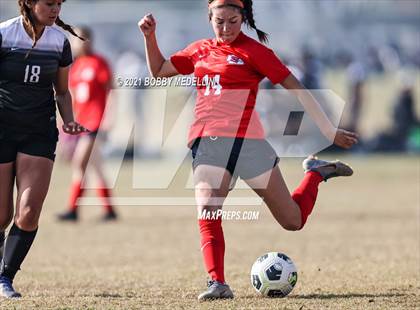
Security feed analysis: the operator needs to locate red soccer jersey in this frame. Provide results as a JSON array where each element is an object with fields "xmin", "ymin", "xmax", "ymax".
[
  {"xmin": 170, "ymin": 31, "xmax": 290, "ymax": 145},
  {"xmin": 69, "ymin": 54, "xmax": 111, "ymax": 131}
]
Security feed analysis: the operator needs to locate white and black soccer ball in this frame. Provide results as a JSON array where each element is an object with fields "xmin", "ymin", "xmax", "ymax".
[{"xmin": 250, "ymin": 252, "xmax": 298, "ymax": 297}]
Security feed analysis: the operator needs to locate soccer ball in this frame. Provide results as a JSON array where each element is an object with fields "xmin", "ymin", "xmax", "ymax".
[{"xmin": 250, "ymin": 252, "xmax": 298, "ymax": 297}]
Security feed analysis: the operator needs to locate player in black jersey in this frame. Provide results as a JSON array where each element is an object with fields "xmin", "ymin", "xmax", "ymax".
[{"xmin": 0, "ymin": 0, "xmax": 88, "ymax": 298}]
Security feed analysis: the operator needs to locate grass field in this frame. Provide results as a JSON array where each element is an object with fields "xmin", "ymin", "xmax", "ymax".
[{"xmin": 1, "ymin": 155, "xmax": 419, "ymax": 309}]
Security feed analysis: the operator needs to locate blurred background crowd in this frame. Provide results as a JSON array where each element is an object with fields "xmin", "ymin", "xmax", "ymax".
[{"xmin": 1, "ymin": 0, "xmax": 419, "ymax": 158}]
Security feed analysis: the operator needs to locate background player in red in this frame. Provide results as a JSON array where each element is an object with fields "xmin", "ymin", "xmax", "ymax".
[
  {"xmin": 0, "ymin": 0, "xmax": 88, "ymax": 298},
  {"xmin": 138, "ymin": 0, "xmax": 358, "ymax": 301},
  {"xmin": 57, "ymin": 27, "xmax": 117, "ymax": 222}
]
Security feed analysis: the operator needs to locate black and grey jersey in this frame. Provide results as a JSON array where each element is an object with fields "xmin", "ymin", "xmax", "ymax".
[{"xmin": 0, "ymin": 16, "xmax": 72, "ymax": 132}]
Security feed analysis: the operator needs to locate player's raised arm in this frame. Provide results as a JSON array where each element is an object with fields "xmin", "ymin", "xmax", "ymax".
[
  {"xmin": 281, "ymin": 74, "xmax": 359, "ymax": 149},
  {"xmin": 138, "ymin": 13, "xmax": 179, "ymax": 78}
]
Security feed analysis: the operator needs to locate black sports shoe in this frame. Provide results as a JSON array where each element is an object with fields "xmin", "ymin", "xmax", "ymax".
[
  {"xmin": 101, "ymin": 210, "xmax": 117, "ymax": 222},
  {"xmin": 57, "ymin": 210, "xmax": 78, "ymax": 222}
]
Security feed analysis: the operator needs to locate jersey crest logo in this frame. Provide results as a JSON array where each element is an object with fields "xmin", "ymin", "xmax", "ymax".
[
  {"xmin": 197, "ymin": 47, "xmax": 209, "ymax": 60},
  {"xmin": 227, "ymin": 55, "xmax": 244, "ymax": 65}
]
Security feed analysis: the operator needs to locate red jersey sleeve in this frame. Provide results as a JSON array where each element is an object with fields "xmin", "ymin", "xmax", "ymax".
[
  {"xmin": 170, "ymin": 41, "xmax": 202, "ymax": 75},
  {"xmin": 249, "ymin": 45, "xmax": 291, "ymax": 85},
  {"xmin": 97, "ymin": 57, "xmax": 112, "ymax": 86}
]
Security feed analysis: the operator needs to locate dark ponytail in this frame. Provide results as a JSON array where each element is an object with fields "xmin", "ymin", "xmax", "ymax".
[
  {"xmin": 208, "ymin": 0, "xmax": 269, "ymax": 44},
  {"xmin": 242, "ymin": 0, "xmax": 269, "ymax": 44},
  {"xmin": 55, "ymin": 16, "xmax": 85, "ymax": 41}
]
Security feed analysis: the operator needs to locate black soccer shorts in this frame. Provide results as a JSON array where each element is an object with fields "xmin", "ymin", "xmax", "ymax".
[{"xmin": 0, "ymin": 125, "xmax": 59, "ymax": 163}]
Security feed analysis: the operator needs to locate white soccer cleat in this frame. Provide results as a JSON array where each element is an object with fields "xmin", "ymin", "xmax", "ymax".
[
  {"xmin": 0, "ymin": 276, "xmax": 21, "ymax": 298},
  {"xmin": 303, "ymin": 156, "xmax": 353, "ymax": 181},
  {"xmin": 198, "ymin": 280, "xmax": 234, "ymax": 301}
]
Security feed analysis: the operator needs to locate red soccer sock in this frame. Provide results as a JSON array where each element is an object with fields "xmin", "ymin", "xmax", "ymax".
[
  {"xmin": 68, "ymin": 180, "xmax": 84, "ymax": 212},
  {"xmin": 198, "ymin": 218, "xmax": 225, "ymax": 283},
  {"xmin": 291, "ymin": 171, "xmax": 324, "ymax": 229},
  {"xmin": 96, "ymin": 186, "xmax": 114, "ymax": 213}
]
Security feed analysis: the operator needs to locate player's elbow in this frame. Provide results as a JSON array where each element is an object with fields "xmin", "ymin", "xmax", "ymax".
[
  {"xmin": 151, "ymin": 71, "xmax": 162, "ymax": 78},
  {"xmin": 152, "ymin": 60, "xmax": 177, "ymax": 78},
  {"xmin": 152, "ymin": 68, "xmax": 168, "ymax": 78}
]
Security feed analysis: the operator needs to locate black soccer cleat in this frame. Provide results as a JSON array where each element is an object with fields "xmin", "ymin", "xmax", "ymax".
[
  {"xmin": 101, "ymin": 210, "xmax": 118, "ymax": 222},
  {"xmin": 57, "ymin": 210, "xmax": 78, "ymax": 222}
]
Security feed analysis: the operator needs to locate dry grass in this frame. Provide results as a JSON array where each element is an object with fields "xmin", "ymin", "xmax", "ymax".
[{"xmin": 0, "ymin": 155, "xmax": 418, "ymax": 309}]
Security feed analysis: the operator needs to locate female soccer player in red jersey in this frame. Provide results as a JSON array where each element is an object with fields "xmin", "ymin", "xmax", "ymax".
[
  {"xmin": 138, "ymin": 0, "xmax": 358, "ymax": 300},
  {"xmin": 0, "ymin": 0, "xmax": 88, "ymax": 298},
  {"xmin": 57, "ymin": 27, "xmax": 117, "ymax": 222}
]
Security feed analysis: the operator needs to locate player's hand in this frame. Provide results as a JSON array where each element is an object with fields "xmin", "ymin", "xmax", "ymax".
[
  {"xmin": 138, "ymin": 13, "xmax": 156, "ymax": 37},
  {"xmin": 62, "ymin": 121, "xmax": 90, "ymax": 135},
  {"xmin": 333, "ymin": 129, "xmax": 359, "ymax": 149}
]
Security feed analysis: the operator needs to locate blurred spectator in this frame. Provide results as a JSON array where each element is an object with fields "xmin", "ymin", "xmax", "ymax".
[
  {"xmin": 259, "ymin": 59, "xmax": 304, "ymax": 139},
  {"xmin": 378, "ymin": 44, "xmax": 401, "ymax": 72},
  {"xmin": 346, "ymin": 58, "xmax": 367, "ymax": 133},
  {"xmin": 109, "ymin": 50, "xmax": 147, "ymax": 158},
  {"xmin": 301, "ymin": 48, "xmax": 322, "ymax": 89},
  {"xmin": 367, "ymin": 46, "xmax": 384, "ymax": 74},
  {"xmin": 366, "ymin": 70, "xmax": 419, "ymax": 152}
]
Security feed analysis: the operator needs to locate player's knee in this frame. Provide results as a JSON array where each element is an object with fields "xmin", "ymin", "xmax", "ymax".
[
  {"xmin": 72, "ymin": 163, "xmax": 86, "ymax": 177},
  {"xmin": 282, "ymin": 223, "xmax": 301, "ymax": 231},
  {"xmin": 16, "ymin": 205, "xmax": 41, "ymax": 230},
  {"xmin": 195, "ymin": 191, "xmax": 225, "ymax": 209},
  {"xmin": 280, "ymin": 219, "xmax": 301, "ymax": 231},
  {"xmin": 72, "ymin": 156, "xmax": 89, "ymax": 172}
]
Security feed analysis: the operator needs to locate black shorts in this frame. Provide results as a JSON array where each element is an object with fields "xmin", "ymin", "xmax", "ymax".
[
  {"xmin": 190, "ymin": 137, "xmax": 279, "ymax": 180},
  {"xmin": 0, "ymin": 123, "xmax": 59, "ymax": 163},
  {"xmin": 87, "ymin": 130, "xmax": 99, "ymax": 138}
]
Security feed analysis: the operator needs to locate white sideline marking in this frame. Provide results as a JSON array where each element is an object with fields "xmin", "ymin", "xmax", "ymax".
[{"xmin": 77, "ymin": 197, "xmax": 263, "ymax": 206}]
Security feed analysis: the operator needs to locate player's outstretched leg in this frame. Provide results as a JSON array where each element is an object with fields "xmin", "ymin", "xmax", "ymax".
[
  {"xmin": 245, "ymin": 156, "xmax": 354, "ymax": 231},
  {"xmin": 292, "ymin": 155, "xmax": 353, "ymax": 228}
]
